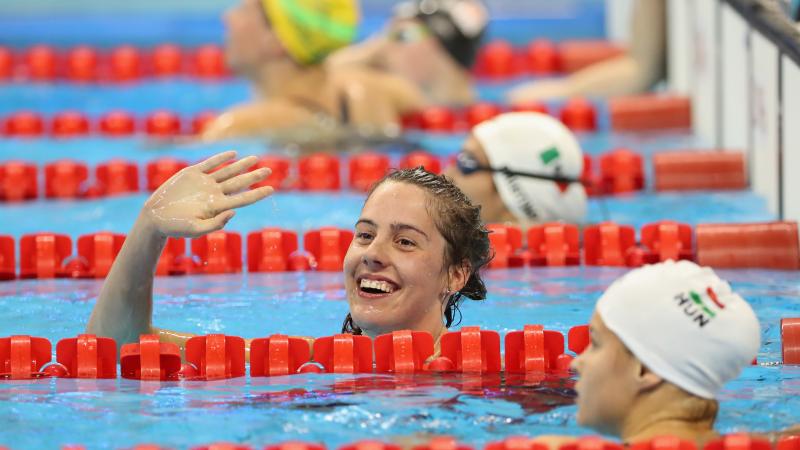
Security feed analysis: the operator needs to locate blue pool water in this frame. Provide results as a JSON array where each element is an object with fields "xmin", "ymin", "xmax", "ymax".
[{"xmin": 2, "ymin": 3, "xmax": 799, "ymax": 449}]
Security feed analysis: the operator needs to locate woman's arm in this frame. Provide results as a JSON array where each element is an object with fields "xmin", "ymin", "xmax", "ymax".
[
  {"xmin": 508, "ymin": 0, "xmax": 667, "ymax": 103},
  {"xmin": 86, "ymin": 151, "xmax": 274, "ymax": 348}
]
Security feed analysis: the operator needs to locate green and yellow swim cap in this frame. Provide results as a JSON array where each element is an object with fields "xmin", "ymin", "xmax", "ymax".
[{"xmin": 260, "ymin": 0, "xmax": 359, "ymax": 66}]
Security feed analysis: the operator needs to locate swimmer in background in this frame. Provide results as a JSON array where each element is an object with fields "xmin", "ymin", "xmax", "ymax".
[
  {"xmin": 508, "ymin": 0, "xmax": 667, "ymax": 103},
  {"xmin": 532, "ymin": 260, "xmax": 760, "ymax": 447},
  {"xmin": 444, "ymin": 112, "xmax": 588, "ymax": 225},
  {"xmin": 85, "ymin": 151, "xmax": 491, "ymax": 356},
  {"xmin": 328, "ymin": 0, "xmax": 489, "ymax": 106},
  {"xmin": 200, "ymin": 0, "xmax": 428, "ymax": 144}
]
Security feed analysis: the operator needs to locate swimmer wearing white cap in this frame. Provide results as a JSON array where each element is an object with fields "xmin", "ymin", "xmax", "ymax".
[
  {"xmin": 445, "ymin": 111, "xmax": 588, "ymax": 225},
  {"xmin": 535, "ymin": 260, "xmax": 761, "ymax": 447}
]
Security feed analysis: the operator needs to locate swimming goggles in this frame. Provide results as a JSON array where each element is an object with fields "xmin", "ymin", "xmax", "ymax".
[
  {"xmin": 387, "ymin": 22, "xmax": 431, "ymax": 44},
  {"xmin": 455, "ymin": 151, "xmax": 581, "ymax": 184}
]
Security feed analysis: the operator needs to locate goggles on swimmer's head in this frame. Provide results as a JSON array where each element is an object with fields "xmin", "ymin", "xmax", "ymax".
[
  {"xmin": 393, "ymin": 0, "xmax": 488, "ymax": 68},
  {"xmin": 387, "ymin": 21, "xmax": 432, "ymax": 44},
  {"xmin": 455, "ymin": 150, "xmax": 581, "ymax": 184}
]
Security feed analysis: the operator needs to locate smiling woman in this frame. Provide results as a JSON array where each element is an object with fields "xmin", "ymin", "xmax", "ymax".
[
  {"xmin": 85, "ymin": 152, "xmax": 491, "ymax": 355},
  {"xmin": 342, "ymin": 168, "xmax": 492, "ymax": 342}
]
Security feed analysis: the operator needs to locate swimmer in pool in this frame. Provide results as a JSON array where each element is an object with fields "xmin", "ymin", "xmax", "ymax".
[
  {"xmin": 533, "ymin": 260, "xmax": 760, "ymax": 447},
  {"xmin": 85, "ymin": 151, "xmax": 491, "ymax": 353},
  {"xmin": 508, "ymin": 0, "xmax": 666, "ymax": 103},
  {"xmin": 444, "ymin": 111, "xmax": 587, "ymax": 225},
  {"xmin": 199, "ymin": 0, "xmax": 428, "ymax": 143},
  {"xmin": 328, "ymin": 0, "xmax": 489, "ymax": 106}
]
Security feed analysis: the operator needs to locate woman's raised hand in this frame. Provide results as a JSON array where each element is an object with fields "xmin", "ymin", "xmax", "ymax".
[{"xmin": 143, "ymin": 151, "xmax": 273, "ymax": 238}]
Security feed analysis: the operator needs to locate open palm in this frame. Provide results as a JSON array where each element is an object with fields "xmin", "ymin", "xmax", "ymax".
[{"xmin": 144, "ymin": 151, "xmax": 273, "ymax": 238}]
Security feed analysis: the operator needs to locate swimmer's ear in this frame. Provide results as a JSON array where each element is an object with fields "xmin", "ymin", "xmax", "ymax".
[
  {"xmin": 447, "ymin": 259, "xmax": 470, "ymax": 293},
  {"xmin": 636, "ymin": 363, "xmax": 664, "ymax": 392}
]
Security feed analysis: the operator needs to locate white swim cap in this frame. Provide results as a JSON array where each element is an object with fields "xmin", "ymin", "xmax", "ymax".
[
  {"xmin": 596, "ymin": 260, "xmax": 761, "ymax": 399},
  {"xmin": 472, "ymin": 112, "xmax": 587, "ymax": 223}
]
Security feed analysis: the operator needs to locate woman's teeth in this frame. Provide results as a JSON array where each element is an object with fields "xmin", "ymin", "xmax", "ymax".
[{"xmin": 360, "ymin": 279, "xmax": 395, "ymax": 293}]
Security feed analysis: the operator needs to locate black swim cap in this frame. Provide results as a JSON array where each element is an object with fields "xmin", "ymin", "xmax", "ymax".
[{"xmin": 394, "ymin": 0, "xmax": 489, "ymax": 68}]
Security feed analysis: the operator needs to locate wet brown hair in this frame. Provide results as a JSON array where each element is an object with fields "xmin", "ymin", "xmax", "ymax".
[{"xmin": 342, "ymin": 167, "xmax": 492, "ymax": 334}]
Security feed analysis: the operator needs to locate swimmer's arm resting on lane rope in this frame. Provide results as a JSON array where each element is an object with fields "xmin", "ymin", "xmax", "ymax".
[
  {"xmin": 85, "ymin": 151, "xmax": 274, "ymax": 355},
  {"xmin": 152, "ymin": 328, "xmax": 315, "ymax": 364}
]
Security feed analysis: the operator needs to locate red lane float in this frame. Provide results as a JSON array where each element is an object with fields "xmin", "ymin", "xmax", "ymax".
[
  {"xmin": 374, "ymin": 330, "xmax": 434, "ymax": 374},
  {"xmin": 247, "ymin": 228, "xmax": 299, "ymax": 272},
  {"xmin": 782, "ymin": 318, "xmax": 800, "ymax": 365},
  {"xmin": 3, "ymin": 111, "xmax": 45, "ymax": 137},
  {"xmin": 250, "ymin": 334, "xmax": 311, "ymax": 376},
  {"xmin": 191, "ymin": 231, "xmax": 243, "ymax": 274},
  {"xmin": 777, "ymin": 437, "xmax": 800, "ymax": 450},
  {"xmin": 151, "ymin": 44, "xmax": 184, "ymax": 77},
  {"xmin": 312, "ymin": 334, "xmax": 373, "ymax": 374},
  {"xmin": 419, "ymin": 106, "xmax": 460, "ymax": 133},
  {"xmin": 567, "ymin": 325, "xmax": 589, "ymax": 355},
  {"xmin": 695, "ymin": 221, "xmax": 800, "ymax": 270},
  {"xmin": 654, "ymin": 151, "xmax": 747, "ymax": 191},
  {"xmin": 485, "ymin": 437, "xmax": 544, "ymax": 450},
  {"xmin": 52, "ymin": 111, "xmax": 91, "ymax": 137},
  {"xmin": 0, "ymin": 46, "xmax": 12, "ymax": 80},
  {"xmin": 299, "ymin": 153, "xmax": 340, "ymax": 191},
  {"xmin": 505, "ymin": 325, "xmax": 572, "ymax": 373},
  {"xmin": 703, "ymin": 434, "xmax": 771, "ymax": 450},
  {"xmin": 630, "ymin": 436, "xmax": 697, "ymax": 450},
  {"xmin": 253, "ymin": 155, "xmax": 291, "ymax": 189},
  {"xmin": 303, "ymin": 228, "xmax": 353, "ymax": 271},
  {"xmin": 487, "ymin": 224, "xmax": 524, "ymax": 269},
  {"xmin": 525, "ymin": 39, "xmax": 560, "ymax": 74},
  {"xmin": 349, "ymin": 153, "xmax": 389, "ymax": 192},
  {"xmin": 185, "ymin": 334, "xmax": 246, "ymax": 380},
  {"xmin": 66, "ymin": 46, "xmax": 98, "ymax": 82},
  {"xmin": 560, "ymin": 98, "xmax": 597, "ymax": 132},
  {"xmin": 155, "ymin": 237, "xmax": 188, "ymax": 276},
  {"xmin": 583, "ymin": 222, "xmax": 637, "ymax": 267},
  {"xmin": 413, "ymin": 437, "xmax": 474, "ymax": 450},
  {"xmin": 474, "ymin": 40, "xmax": 518, "ymax": 79},
  {"xmin": 109, "ymin": 45, "xmax": 143, "ymax": 82},
  {"xmin": 341, "ymin": 442, "xmax": 400, "ymax": 450},
  {"xmin": 466, "ymin": 102, "xmax": 503, "ymax": 128},
  {"xmin": 0, "ymin": 236, "xmax": 14, "ymax": 280},
  {"xmin": 146, "ymin": 158, "xmax": 189, "ymax": 191},
  {"xmin": 600, "ymin": 149, "xmax": 645, "ymax": 194},
  {"xmin": 120, "ymin": 334, "xmax": 182, "ymax": 381},
  {"xmin": 0, "ymin": 161, "xmax": 37, "ymax": 201},
  {"xmin": 73, "ymin": 232, "xmax": 126, "ymax": 278},
  {"xmin": 434, "ymin": 326, "xmax": 501, "ymax": 373},
  {"xmin": 610, "ymin": 94, "xmax": 692, "ymax": 131},
  {"xmin": 56, "ymin": 334, "xmax": 117, "ymax": 379},
  {"xmin": 527, "ymin": 223, "xmax": 580, "ymax": 266},
  {"xmin": 559, "ymin": 437, "xmax": 624, "ymax": 450},
  {"xmin": 145, "ymin": 110, "xmax": 181, "ymax": 137},
  {"xmin": 191, "ymin": 45, "xmax": 227, "ymax": 79},
  {"xmin": 399, "ymin": 151, "xmax": 441, "ymax": 174},
  {"xmin": 99, "ymin": 111, "xmax": 137, "ymax": 136},
  {"xmin": 20, "ymin": 233, "xmax": 72, "ymax": 279},
  {"xmin": 94, "ymin": 160, "xmax": 139, "ymax": 196},
  {"xmin": 640, "ymin": 221, "xmax": 693, "ymax": 263},
  {"xmin": 558, "ymin": 40, "xmax": 625, "ymax": 73},
  {"xmin": 266, "ymin": 443, "xmax": 325, "ymax": 450},
  {"xmin": 24, "ymin": 45, "xmax": 58, "ymax": 81},
  {"xmin": 0, "ymin": 335, "xmax": 51, "ymax": 379},
  {"xmin": 192, "ymin": 444, "xmax": 252, "ymax": 450}
]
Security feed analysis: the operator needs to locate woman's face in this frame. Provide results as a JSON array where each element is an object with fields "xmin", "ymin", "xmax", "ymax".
[
  {"xmin": 223, "ymin": 0, "xmax": 284, "ymax": 75},
  {"xmin": 377, "ymin": 19, "xmax": 449, "ymax": 86},
  {"xmin": 570, "ymin": 313, "xmax": 642, "ymax": 436},
  {"xmin": 343, "ymin": 181, "xmax": 462, "ymax": 337},
  {"xmin": 444, "ymin": 136, "xmax": 508, "ymax": 223}
]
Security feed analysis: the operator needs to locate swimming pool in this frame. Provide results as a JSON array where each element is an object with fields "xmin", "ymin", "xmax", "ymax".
[{"xmin": 2, "ymin": 3, "xmax": 799, "ymax": 449}]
